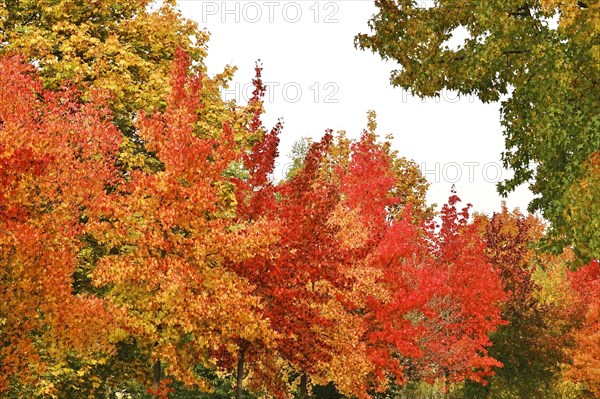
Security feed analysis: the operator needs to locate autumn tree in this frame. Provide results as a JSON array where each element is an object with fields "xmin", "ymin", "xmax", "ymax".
[
  {"xmin": 344, "ymin": 188, "xmax": 504, "ymax": 397},
  {"xmin": 356, "ymin": 0, "xmax": 600, "ymax": 257},
  {"xmin": 0, "ymin": 55, "xmax": 121, "ymax": 397},
  {"xmin": 407, "ymin": 195, "xmax": 506, "ymax": 388},
  {"xmin": 88, "ymin": 50, "xmax": 276, "ymax": 397},
  {"xmin": 315, "ymin": 128, "xmax": 404, "ymax": 398},
  {"xmin": 0, "ymin": 0, "xmax": 247, "ymax": 188},
  {"xmin": 254, "ymin": 132, "xmax": 358, "ymax": 398},
  {"xmin": 318, "ymin": 126, "xmax": 505, "ymax": 395},
  {"xmin": 267, "ymin": 121, "xmax": 433, "ymax": 399},
  {"xmin": 453, "ymin": 206, "xmax": 578, "ymax": 398},
  {"xmin": 209, "ymin": 63, "xmax": 284, "ymax": 399},
  {"xmin": 355, "ymin": 167, "xmax": 434, "ymax": 391},
  {"xmin": 223, "ymin": 119, "xmax": 429, "ymax": 399}
]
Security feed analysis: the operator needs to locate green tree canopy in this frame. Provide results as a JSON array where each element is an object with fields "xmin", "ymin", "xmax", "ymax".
[{"xmin": 356, "ymin": 0, "xmax": 600, "ymax": 260}]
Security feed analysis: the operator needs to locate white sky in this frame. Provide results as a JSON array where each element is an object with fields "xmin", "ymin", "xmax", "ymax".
[{"xmin": 177, "ymin": 0, "xmax": 534, "ymax": 215}]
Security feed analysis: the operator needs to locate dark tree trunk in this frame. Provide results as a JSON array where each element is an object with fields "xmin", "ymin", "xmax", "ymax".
[
  {"xmin": 299, "ymin": 373, "xmax": 309, "ymax": 399},
  {"xmin": 236, "ymin": 345, "xmax": 247, "ymax": 399},
  {"xmin": 152, "ymin": 359, "xmax": 162, "ymax": 399},
  {"xmin": 486, "ymin": 382, "xmax": 492, "ymax": 399}
]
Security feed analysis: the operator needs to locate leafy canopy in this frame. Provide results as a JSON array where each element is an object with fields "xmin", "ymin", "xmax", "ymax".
[{"xmin": 356, "ymin": 0, "xmax": 600, "ymax": 259}]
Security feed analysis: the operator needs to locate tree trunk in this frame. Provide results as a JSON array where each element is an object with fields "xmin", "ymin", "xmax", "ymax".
[
  {"xmin": 485, "ymin": 381, "xmax": 492, "ymax": 399},
  {"xmin": 444, "ymin": 371, "xmax": 450, "ymax": 399},
  {"xmin": 236, "ymin": 346, "xmax": 246, "ymax": 399},
  {"xmin": 299, "ymin": 373, "xmax": 309, "ymax": 399},
  {"xmin": 152, "ymin": 359, "xmax": 162, "ymax": 399}
]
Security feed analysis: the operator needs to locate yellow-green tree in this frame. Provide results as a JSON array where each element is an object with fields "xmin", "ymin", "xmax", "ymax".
[
  {"xmin": 563, "ymin": 152, "xmax": 600, "ymax": 261},
  {"xmin": 0, "ymin": 0, "xmax": 213, "ymax": 133},
  {"xmin": 356, "ymin": 0, "xmax": 600, "ymax": 259}
]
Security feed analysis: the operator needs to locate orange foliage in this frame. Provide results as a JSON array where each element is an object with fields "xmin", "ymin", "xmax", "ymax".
[
  {"xmin": 568, "ymin": 260, "xmax": 600, "ymax": 396},
  {"xmin": 0, "ymin": 55, "xmax": 120, "ymax": 391}
]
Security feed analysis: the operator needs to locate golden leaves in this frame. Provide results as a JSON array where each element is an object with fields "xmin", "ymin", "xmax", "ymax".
[{"xmin": 328, "ymin": 204, "xmax": 369, "ymax": 250}]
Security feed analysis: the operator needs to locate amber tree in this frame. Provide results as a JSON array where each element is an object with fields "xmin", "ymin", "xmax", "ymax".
[{"xmin": 0, "ymin": 55, "xmax": 121, "ymax": 396}]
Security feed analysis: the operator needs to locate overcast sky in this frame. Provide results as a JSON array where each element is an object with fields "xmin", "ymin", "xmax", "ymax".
[{"xmin": 177, "ymin": 0, "xmax": 534, "ymax": 215}]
